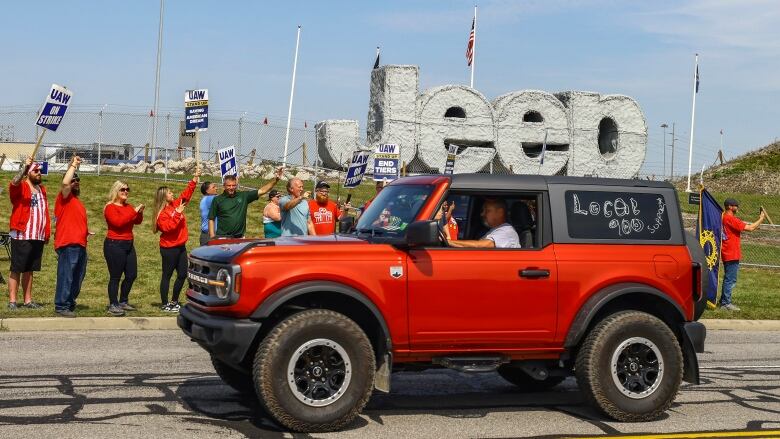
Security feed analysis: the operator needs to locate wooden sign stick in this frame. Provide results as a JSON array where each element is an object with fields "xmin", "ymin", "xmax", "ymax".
[
  {"xmin": 761, "ymin": 205, "xmax": 774, "ymax": 225},
  {"xmin": 30, "ymin": 129, "xmax": 46, "ymax": 162}
]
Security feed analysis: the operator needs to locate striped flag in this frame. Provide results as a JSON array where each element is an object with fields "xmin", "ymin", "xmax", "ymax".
[
  {"xmin": 466, "ymin": 18, "xmax": 475, "ymax": 66},
  {"xmin": 373, "ymin": 46, "xmax": 380, "ymax": 69}
]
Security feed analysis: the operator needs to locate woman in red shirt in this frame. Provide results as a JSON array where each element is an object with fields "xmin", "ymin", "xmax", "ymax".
[
  {"xmin": 103, "ymin": 180, "xmax": 144, "ymax": 316},
  {"xmin": 152, "ymin": 170, "xmax": 199, "ymax": 312}
]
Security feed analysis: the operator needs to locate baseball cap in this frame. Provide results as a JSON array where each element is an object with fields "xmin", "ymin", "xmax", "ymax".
[
  {"xmin": 268, "ymin": 189, "xmax": 281, "ymax": 199},
  {"xmin": 724, "ymin": 198, "xmax": 739, "ymax": 207},
  {"xmin": 315, "ymin": 181, "xmax": 331, "ymax": 190}
]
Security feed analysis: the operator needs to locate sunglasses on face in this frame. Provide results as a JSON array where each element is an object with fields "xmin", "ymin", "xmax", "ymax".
[
  {"xmin": 119, "ymin": 187, "xmax": 130, "ymax": 193},
  {"xmin": 71, "ymin": 178, "xmax": 80, "ymax": 183}
]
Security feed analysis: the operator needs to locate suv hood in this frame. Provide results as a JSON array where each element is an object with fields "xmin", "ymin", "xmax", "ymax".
[{"xmin": 190, "ymin": 235, "xmax": 367, "ymax": 264}]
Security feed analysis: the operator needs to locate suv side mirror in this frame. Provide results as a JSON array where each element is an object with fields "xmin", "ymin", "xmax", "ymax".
[
  {"xmin": 338, "ymin": 216, "xmax": 355, "ymax": 234},
  {"xmin": 406, "ymin": 220, "xmax": 439, "ymax": 247}
]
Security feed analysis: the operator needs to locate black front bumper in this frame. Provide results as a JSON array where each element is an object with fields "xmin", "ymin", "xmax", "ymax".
[{"xmin": 178, "ymin": 304, "xmax": 262, "ymax": 367}]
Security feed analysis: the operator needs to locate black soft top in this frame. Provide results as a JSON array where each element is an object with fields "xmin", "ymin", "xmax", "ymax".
[{"xmin": 448, "ymin": 174, "xmax": 674, "ymax": 191}]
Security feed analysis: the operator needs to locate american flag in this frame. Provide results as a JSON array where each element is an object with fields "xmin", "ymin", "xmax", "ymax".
[{"xmin": 466, "ymin": 18, "xmax": 475, "ymax": 66}]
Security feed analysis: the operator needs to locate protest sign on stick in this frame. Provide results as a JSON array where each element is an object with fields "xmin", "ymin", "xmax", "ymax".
[
  {"xmin": 185, "ymin": 89, "xmax": 208, "ymax": 168},
  {"xmin": 32, "ymin": 84, "xmax": 73, "ymax": 159}
]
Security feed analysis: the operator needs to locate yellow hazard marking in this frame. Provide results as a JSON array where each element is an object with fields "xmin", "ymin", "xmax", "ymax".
[{"xmin": 564, "ymin": 430, "xmax": 780, "ymax": 439}]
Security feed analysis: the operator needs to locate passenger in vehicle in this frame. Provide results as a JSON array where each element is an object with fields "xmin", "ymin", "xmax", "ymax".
[{"xmin": 446, "ymin": 198, "xmax": 519, "ymax": 248}]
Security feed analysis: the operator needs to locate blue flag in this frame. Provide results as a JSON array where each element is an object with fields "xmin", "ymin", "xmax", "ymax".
[{"xmin": 696, "ymin": 188, "xmax": 723, "ymax": 305}]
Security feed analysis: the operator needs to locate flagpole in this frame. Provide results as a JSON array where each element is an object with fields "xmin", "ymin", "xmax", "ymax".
[
  {"xmin": 685, "ymin": 53, "xmax": 698, "ymax": 193},
  {"xmin": 151, "ymin": 0, "xmax": 164, "ymax": 162},
  {"xmin": 720, "ymin": 129, "xmax": 724, "ymax": 159},
  {"xmin": 283, "ymin": 25, "xmax": 302, "ymax": 167},
  {"xmin": 470, "ymin": 5, "xmax": 477, "ymax": 88}
]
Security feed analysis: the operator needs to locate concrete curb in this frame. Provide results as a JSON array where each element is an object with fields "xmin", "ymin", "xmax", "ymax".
[
  {"xmin": 0, "ymin": 317, "xmax": 178, "ymax": 331},
  {"xmin": 1, "ymin": 317, "xmax": 779, "ymax": 332}
]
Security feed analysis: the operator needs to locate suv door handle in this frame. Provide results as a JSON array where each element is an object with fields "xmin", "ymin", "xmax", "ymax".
[{"xmin": 519, "ymin": 268, "xmax": 550, "ymax": 279}]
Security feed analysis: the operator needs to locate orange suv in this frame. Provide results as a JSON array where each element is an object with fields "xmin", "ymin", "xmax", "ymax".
[{"xmin": 179, "ymin": 174, "xmax": 707, "ymax": 432}]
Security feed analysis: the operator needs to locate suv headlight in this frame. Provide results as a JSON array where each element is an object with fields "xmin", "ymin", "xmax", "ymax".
[{"xmin": 215, "ymin": 268, "xmax": 232, "ymax": 299}]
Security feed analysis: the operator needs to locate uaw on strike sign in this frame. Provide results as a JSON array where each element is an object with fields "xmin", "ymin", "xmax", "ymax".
[
  {"xmin": 218, "ymin": 145, "xmax": 237, "ymax": 180},
  {"xmin": 36, "ymin": 84, "xmax": 73, "ymax": 132},
  {"xmin": 185, "ymin": 89, "xmax": 208, "ymax": 132}
]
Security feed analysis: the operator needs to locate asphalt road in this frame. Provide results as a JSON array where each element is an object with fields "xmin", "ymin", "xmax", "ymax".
[{"xmin": 0, "ymin": 329, "xmax": 779, "ymax": 438}]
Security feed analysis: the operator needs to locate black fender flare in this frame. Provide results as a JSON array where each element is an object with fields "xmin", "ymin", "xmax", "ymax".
[
  {"xmin": 251, "ymin": 280, "xmax": 393, "ymax": 353},
  {"xmin": 563, "ymin": 282, "xmax": 686, "ymax": 349}
]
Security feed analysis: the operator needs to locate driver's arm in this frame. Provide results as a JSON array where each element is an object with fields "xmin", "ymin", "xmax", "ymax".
[{"xmin": 447, "ymin": 239, "xmax": 495, "ymax": 248}]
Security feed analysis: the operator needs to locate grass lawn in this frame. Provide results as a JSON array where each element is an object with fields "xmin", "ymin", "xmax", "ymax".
[
  {"xmin": 702, "ymin": 267, "xmax": 780, "ymax": 320},
  {"xmin": 0, "ymin": 171, "xmax": 777, "ymax": 319},
  {"xmin": 0, "ymin": 171, "xmax": 376, "ymax": 318}
]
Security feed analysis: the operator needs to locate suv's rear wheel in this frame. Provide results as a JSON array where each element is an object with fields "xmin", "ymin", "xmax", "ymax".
[
  {"xmin": 253, "ymin": 309, "xmax": 375, "ymax": 432},
  {"xmin": 575, "ymin": 311, "xmax": 682, "ymax": 421},
  {"xmin": 497, "ymin": 365, "xmax": 566, "ymax": 391},
  {"xmin": 211, "ymin": 356, "xmax": 255, "ymax": 395}
]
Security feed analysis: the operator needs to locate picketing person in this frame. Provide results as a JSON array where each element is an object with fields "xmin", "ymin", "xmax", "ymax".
[
  {"xmin": 103, "ymin": 180, "xmax": 144, "ymax": 316},
  {"xmin": 280, "ymin": 177, "xmax": 316, "ymax": 236},
  {"xmin": 719, "ymin": 198, "xmax": 767, "ymax": 311},
  {"xmin": 308, "ymin": 181, "xmax": 348, "ymax": 235},
  {"xmin": 7, "ymin": 156, "xmax": 49, "ymax": 310},
  {"xmin": 152, "ymin": 168, "xmax": 200, "ymax": 312},
  {"xmin": 53, "ymin": 156, "xmax": 90, "ymax": 317},
  {"xmin": 199, "ymin": 180, "xmax": 218, "ymax": 246},
  {"xmin": 263, "ymin": 189, "xmax": 283, "ymax": 238},
  {"xmin": 208, "ymin": 167, "xmax": 283, "ymax": 239}
]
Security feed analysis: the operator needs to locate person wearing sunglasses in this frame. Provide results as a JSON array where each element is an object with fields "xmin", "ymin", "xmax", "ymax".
[
  {"xmin": 103, "ymin": 180, "xmax": 144, "ymax": 316},
  {"xmin": 7, "ymin": 156, "xmax": 50, "ymax": 311},
  {"xmin": 262, "ymin": 189, "xmax": 283, "ymax": 238},
  {"xmin": 53, "ymin": 156, "xmax": 90, "ymax": 318},
  {"xmin": 152, "ymin": 167, "xmax": 200, "ymax": 313}
]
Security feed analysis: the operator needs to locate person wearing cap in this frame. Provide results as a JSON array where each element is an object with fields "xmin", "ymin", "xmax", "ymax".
[
  {"xmin": 263, "ymin": 189, "xmax": 283, "ymax": 238},
  {"xmin": 199, "ymin": 180, "xmax": 218, "ymax": 246},
  {"xmin": 53, "ymin": 156, "xmax": 90, "ymax": 318},
  {"xmin": 720, "ymin": 198, "xmax": 767, "ymax": 311},
  {"xmin": 308, "ymin": 181, "xmax": 348, "ymax": 235},
  {"xmin": 7, "ymin": 155, "xmax": 50, "ymax": 311},
  {"xmin": 280, "ymin": 178, "xmax": 316, "ymax": 236}
]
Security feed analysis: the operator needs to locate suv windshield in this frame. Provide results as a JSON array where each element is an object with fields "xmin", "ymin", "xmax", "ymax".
[{"xmin": 355, "ymin": 184, "xmax": 433, "ymax": 236}]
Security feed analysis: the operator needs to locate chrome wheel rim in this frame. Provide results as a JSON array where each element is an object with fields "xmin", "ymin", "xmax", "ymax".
[
  {"xmin": 287, "ymin": 338, "xmax": 351, "ymax": 407},
  {"xmin": 610, "ymin": 336, "xmax": 664, "ymax": 399}
]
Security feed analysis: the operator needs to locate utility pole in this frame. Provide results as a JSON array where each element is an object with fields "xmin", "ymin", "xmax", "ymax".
[{"xmin": 660, "ymin": 123, "xmax": 668, "ymax": 180}]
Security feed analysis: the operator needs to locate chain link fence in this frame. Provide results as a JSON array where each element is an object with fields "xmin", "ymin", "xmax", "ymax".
[{"xmin": 1, "ymin": 108, "xmax": 777, "ymax": 268}]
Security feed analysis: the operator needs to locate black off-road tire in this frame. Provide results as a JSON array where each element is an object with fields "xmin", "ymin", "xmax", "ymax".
[
  {"xmin": 253, "ymin": 309, "xmax": 376, "ymax": 432},
  {"xmin": 575, "ymin": 311, "xmax": 683, "ymax": 422},
  {"xmin": 497, "ymin": 365, "xmax": 566, "ymax": 391},
  {"xmin": 211, "ymin": 356, "xmax": 255, "ymax": 395}
]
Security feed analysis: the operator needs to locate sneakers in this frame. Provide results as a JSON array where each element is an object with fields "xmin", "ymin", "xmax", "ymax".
[
  {"xmin": 721, "ymin": 303, "xmax": 741, "ymax": 311},
  {"xmin": 162, "ymin": 302, "xmax": 180, "ymax": 313},
  {"xmin": 118, "ymin": 302, "xmax": 136, "ymax": 311},
  {"xmin": 55, "ymin": 309, "xmax": 76, "ymax": 318},
  {"xmin": 7, "ymin": 302, "xmax": 17, "ymax": 310},
  {"xmin": 23, "ymin": 301, "xmax": 43, "ymax": 309},
  {"xmin": 107, "ymin": 304, "xmax": 126, "ymax": 316}
]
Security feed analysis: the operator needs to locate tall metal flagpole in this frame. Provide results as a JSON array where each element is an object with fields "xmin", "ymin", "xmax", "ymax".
[
  {"xmin": 470, "ymin": 5, "xmax": 477, "ymax": 88},
  {"xmin": 283, "ymin": 25, "xmax": 302, "ymax": 167},
  {"xmin": 151, "ymin": 0, "xmax": 164, "ymax": 163},
  {"xmin": 685, "ymin": 53, "xmax": 698, "ymax": 193}
]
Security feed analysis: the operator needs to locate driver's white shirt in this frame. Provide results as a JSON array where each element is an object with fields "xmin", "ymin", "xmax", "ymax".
[{"xmin": 482, "ymin": 223, "xmax": 521, "ymax": 248}]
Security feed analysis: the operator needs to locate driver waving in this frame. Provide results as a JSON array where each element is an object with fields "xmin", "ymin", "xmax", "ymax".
[{"xmin": 445, "ymin": 198, "xmax": 520, "ymax": 248}]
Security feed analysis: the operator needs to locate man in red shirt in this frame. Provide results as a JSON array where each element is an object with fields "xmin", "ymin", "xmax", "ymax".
[
  {"xmin": 720, "ymin": 198, "xmax": 766, "ymax": 311},
  {"xmin": 53, "ymin": 156, "xmax": 89, "ymax": 318},
  {"xmin": 308, "ymin": 181, "xmax": 347, "ymax": 235},
  {"xmin": 7, "ymin": 156, "xmax": 50, "ymax": 310}
]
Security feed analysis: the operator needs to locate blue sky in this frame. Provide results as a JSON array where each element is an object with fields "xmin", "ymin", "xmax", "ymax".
[{"xmin": 2, "ymin": 0, "xmax": 779, "ymax": 177}]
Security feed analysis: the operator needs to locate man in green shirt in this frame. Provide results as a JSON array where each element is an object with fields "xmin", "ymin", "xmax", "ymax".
[{"xmin": 208, "ymin": 168, "xmax": 283, "ymax": 239}]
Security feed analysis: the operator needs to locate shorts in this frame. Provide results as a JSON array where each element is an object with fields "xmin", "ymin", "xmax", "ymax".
[{"xmin": 10, "ymin": 239, "xmax": 45, "ymax": 273}]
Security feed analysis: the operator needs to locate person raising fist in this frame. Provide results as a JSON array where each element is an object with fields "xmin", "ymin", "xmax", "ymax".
[{"xmin": 153, "ymin": 167, "xmax": 200, "ymax": 312}]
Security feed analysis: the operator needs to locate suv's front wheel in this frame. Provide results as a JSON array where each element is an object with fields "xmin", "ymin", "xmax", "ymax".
[
  {"xmin": 253, "ymin": 309, "xmax": 376, "ymax": 432},
  {"xmin": 575, "ymin": 311, "xmax": 683, "ymax": 421}
]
